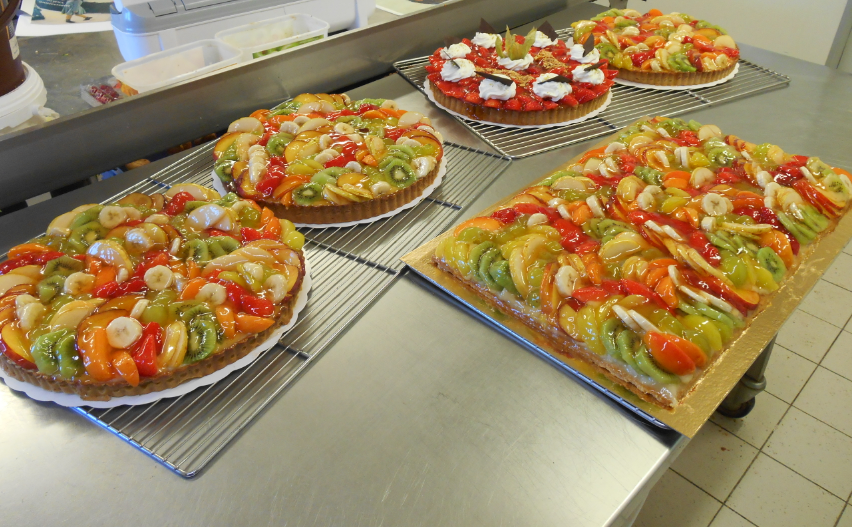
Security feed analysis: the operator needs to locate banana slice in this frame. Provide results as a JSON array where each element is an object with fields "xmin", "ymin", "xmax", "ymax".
[
  {"xmin": 196, "ymin": 283, "xmax": 227, "ymax": 306},
  {"xmin": 106, "ymin": 316, "xmax": 143, "ymax": 349},
  {"xmin": 636, "ymin": 190, "xmax": 657, "ymax": 211},
  {"xmin": 264, "ymin": 274, "xmax": 288, "ymax": 303},
  {"xmin": 799, "ymin": 166, "xmax": 818, "ymax": 185},
  {"xmin": 527, "ymin": 213, "xmax": 549, "ymax": 227},
  {"xmin": 604, "ymin": 142, "xmax": 626, "ymax": 154},
  {"xmin": 125, "ymin": 228, "xmax": 154, "ymax": 254},
  {"xmin": 170, "ymin": 237, "xmax": 182, "ymax": 256},
  {"xmin": 17, "ymin": 302, "xmax": 46, "ymax": 331},
  {"xmin": 370, "ymin": 181, "xmax": 392, "ymax": 196},
  {"xmin": 130, "ymin": 298, "xmax": 149, "ymax": 320},
  {"xmin": 674, "ymin": 146, "xmax": 689, "ymax": 167},
  {"xmin": 661, "ymin": 225, "xmax": 685, "ymax": 242},
  {"xmin": 754, "ymin": 170, "xmax": 773, "ymax": 189},
  {"xmin": 627, "ymin": 309, "xmax": 661, "ymax": 333},
  {"xmin": 612, "ymin": 305, "xmax": 641, "ymax": 332},
  {"xmin": 63, "ymin": 272, "xmax": 96, "ymax": 295},
  {"xmin": 690, "ymin": 167, "xmax": 715, "ymax": 188},
  {"xmin": 586, "ymin": 195, "xmax": 606, "ymax": 218},
  {"xmin": 555, "ymin": 265, "xmax": 579, "ymax": 297},
  {"xmin": 413, "ymin": 156, "xmax": 437, "ymax": 179},
  {"xmin": 98, "ymin": 206, "xmax": 127, "ymax": 229},
  {"xmin": 242, "ymin": 262, "xmax": 264, "ymax": 282},
  {"xmin": 144, "ymin": 265, "xmax": 173, "ymax": 291},
  {"xmin": 720, "ymin": 222, "xmax": 774, "ymax": 235},
  {"xmin": 678, "ymin": 285, "xmax": 707, "ymax": 305},
  {"xmin": 667, "ymin": 265, "xmax": 683, "ymax": 287},
  {"xmin": 701, "ymin": 193, "xmax": 733, "ymax": 216},
  {"xmin": 700, "ymin": 216, "xmax": 716, "ymax": 232},
  {"xmin": 116, "ymin": 267, "xmax": 129, "ymax": 284}
]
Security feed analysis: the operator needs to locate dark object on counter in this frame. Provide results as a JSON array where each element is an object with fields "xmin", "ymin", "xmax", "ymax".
[{"xmin": 0, "ymin": 0, "xmax": 25, "ymax": 98}]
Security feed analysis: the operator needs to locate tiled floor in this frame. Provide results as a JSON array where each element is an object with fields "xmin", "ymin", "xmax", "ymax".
[{"xmin": 634, "ymin": 245, "xmax": 852, "ymax": 527}]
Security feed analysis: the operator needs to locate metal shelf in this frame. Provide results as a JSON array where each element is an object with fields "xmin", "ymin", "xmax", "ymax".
[
  {"xmin": 394, "ymin": 28, "xmax": 790, "ymax": 159},
  {"xmin": 74, "ymin": 142, "xmax": 511, "ymax": 477}
]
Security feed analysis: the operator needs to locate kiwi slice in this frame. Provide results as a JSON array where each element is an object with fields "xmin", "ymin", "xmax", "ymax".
[
  {"xmin": 382, "ymin": 159, "xmax": 417, "ymax": 188},
  {"xmin": 69, "ymin": 206, "xmax": 104, "ymax": 230},
  {"xmin": 634, "ymin": 345, "xmax": 680, "ymax": 384},
  {"xmin": 184, "ymin": 239, "xmax": 210, "ymax": 263},
  {"xmin": 68, "ymin": 222, "xmax": 108, "ymax": 253},
  {"xmin": 209, "ymin": 236, "xmax": 239, "ymax": 253},
  {"xmin": 488, "ymin": 260, "xmax": 518, "ymax": 295},
  {"xmin": 207, "ymin": 239, "xmax": 227, "ymax": 258},
  {"xmin": 55, "ymin": 332, "xmax": 84, "ymax": 379},
  {"xmin": 29, "ymin": 330, "xmax": 67, "ymax": 375},
  {"xmin": 599, "ymin": 318, "xmax": 622, "ymax": 358},
  {"xmin": 756, "ymin": 247, "xmax": 786, "ymax": 282},
  {"xmin": 183, "ymin": 201, "xmax": 209, "ymax": 213},
  {"xmin": 37, "ymin": 275, "xmax": 67, "ymax": 302},
  {"xmin": 616, "ymin": 329, "xmax": 639, "ymax": 368},
  {"xmin": 478, "ymin": 248, "xmax": 501, "ymax": 289},
  {"xmin": 44, "ymin": 255, "xmax": 84, "ymax": 277},
  {"xmin": 467, "ymin": 241, "xmax": 495, "ymax": 281},
  {"xmin": 293, "ymin": 182, "xmax": 324, "ymax": 206},
  {"xmin": 184, "ymin": 315, "xmax": 218, "ymax": 364}
]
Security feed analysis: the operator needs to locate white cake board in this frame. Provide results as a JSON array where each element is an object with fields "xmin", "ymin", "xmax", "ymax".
[
  {"xmin": 613, "ymin": 63, "xmax": 739, "ymax": 91},
  {"xmin": 211, "ymin": 155, "xmax": 447, "ymax": 228},
  {"xmin": 424, "ymin": 79, "xmax": 612, "ymax": 129},
  {"xmin": 0, "ymin": 259, "xmax": 313, "ymax": 408}
]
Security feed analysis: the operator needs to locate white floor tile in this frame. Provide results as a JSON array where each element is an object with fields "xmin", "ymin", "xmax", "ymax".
[
  {"xmin": 633, "ymin": 469, "xmax": 722, "ymax": 527},
  {"xmin": 671, "ymin": 422, "xmax": 758, "ymax": 501},
  {"xmin": 710, "ymin": 507, "xmax": 757, "ymax": 527},
  {"xmin": 823, "ymin": 253, "xmax": 852, "ymax": 291},
  {"xmin": 727, "ymin": 454, "xmax": 845, "ymax": 527},
  {"xmin": 798, "ymin": 280, "xmax": 853, "ymax": 328},
  {"xmin": 794, "ymin": 367, "xmax": 852, "ymax": 436},
  {"xmin": 764, "ymin": 344, "xmax": 818, "ymax": 403},
  {"xmin": 777, "ymin": 310, "xmax": 842, "ymax": 363},
  {"xmin": 712, "ymin": 391, "xmax": 789, "ymax": 448},
  {"xmin": 839, "ymin": 503, "xmax": 851, "ymax": 526},
  {"xmin": 822, "ymin": 332, "xmax": 853, "ymax": 380},
  {"xmin": 764, "ymin": 407, "xmax": 851, "ymax": 499}
]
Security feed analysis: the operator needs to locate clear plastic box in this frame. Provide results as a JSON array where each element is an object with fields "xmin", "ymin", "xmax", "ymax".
[
  {"xmin": 111, "ymin": 40, "xmax": 242, "ymax": 94},
  {"xmin": 214, "ymin": 13, "xmax": 329, "ymax": 61}
]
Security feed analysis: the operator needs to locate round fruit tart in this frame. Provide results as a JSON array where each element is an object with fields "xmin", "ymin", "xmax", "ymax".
[
  {"xmin": 434, "ymin": 117, "xmax": 850, "ymax": 407},
  {"xmin": 0, "ymin": 184, "xmax": 308, "ymax": 401},
  {"xmin": 213, "ymin": 93, "xmax": 445, "ymax": 225},
  {"xmin": 572, "ymin": 9, "xmax": 739, "ymax": 87},
  {"xmin": 425, "ymin": 28, "xmax": 616, "ymax": 126}
]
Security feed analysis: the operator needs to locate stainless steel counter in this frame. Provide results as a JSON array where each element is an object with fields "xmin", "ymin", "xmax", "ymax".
[{"xmin": 0, "ymin": 5, "xmax": 850, "ymax": 526}]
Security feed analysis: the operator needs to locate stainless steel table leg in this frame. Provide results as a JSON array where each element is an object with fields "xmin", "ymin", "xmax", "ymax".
[{"xmin": 716, "ymin": 336, "xmax": 775, "ymax": 418}]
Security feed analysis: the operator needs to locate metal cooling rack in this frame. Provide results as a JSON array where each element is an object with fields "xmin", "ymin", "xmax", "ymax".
[
  {"xmin": 394, "ymin": 28, "xmax": 790, "ymax": 159},
  {"xmin": 72, "ymin": 142, "xmax": 510, "ymax": 477}
]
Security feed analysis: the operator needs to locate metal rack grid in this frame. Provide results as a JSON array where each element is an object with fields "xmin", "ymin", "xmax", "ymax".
[
  {"xmin": 72, "ymin": 142, "xmax": 511, "ymax": 477},
  {"xmin": 394, "ymin": 28, "xmax": 790, "ymax": 159}
]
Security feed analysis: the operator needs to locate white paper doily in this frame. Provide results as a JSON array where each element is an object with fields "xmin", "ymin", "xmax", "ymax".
[
  {"xmin": 423, "ymin": 79, "xmax": 612, "ymax": 129},
  {"xmin": 0, "ymin": 259, "xmax": 313, "ymax": 408},
  {"xmin": 613, "ymin": 63, "xmax": 739, "ymax": 91},
  {"xmin": 211, "ymin": 155, "xmax": 447, "ymax": 229}
]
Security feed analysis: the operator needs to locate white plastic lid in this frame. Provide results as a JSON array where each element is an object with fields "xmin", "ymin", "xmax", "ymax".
[{"xmin": 0, "ymin": 63, "xmax": 48, "ymax": 131}]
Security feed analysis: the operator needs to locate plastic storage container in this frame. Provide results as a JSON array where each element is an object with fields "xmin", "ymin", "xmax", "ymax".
[
  {"xmin": 111, "ymin": 39, "xmax": 241, "ymax": 94},
  {"xmin": 0, "ymin": 62, "xmax": 58, "ymax": 135},
  {"xmin": 214, "ymin": 13, "xmax": 328, "ymax": 61}
]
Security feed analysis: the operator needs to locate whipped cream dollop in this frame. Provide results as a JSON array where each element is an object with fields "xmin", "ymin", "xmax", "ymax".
[
  {"xmin": 440, "ymin": 58, "xmax": 476, "ymax": 82},
  {"xmin": 496, "ymin": 53, "xmax": 533, "ymax": 71},
  {"xmin": 572, "ymin": 65, "xmax": 605, "ymax": 85},
  {"xmin": 440, "ymin": 43, "xmax": 472, "ymax": 59},
  {"xmin": 479, "ymin": 75, "xmax": 517, "ymax": 101},
  {"xmin": 564, "ymin": 36, "xmax": 575, "ymax": 47},
  {"xmin": 533, "ymin": 31, "xmax": 554, "ymax": 48},
  {"xmin": 570, "ymin": 44, "xmax": 600, "ymax": 63},
  {"xmin": 532, "ymin": 73, "xmax": 572, "ymax": 101},
  {"xmin": 471, "ymin": 32, "xmax": 498, "ymax": 49}
]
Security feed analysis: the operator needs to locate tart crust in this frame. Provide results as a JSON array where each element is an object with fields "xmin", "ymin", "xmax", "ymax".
[
  {"xmin": 0, "ymin": 255, "xmax": 306, "ymax": 402},
  {"xmin": 615, "ymin": 62, "xmax": 737, "ymax": 87},
  {"xmin": 433, "ymin": 257, "xmax": 675, "ymax": 408},
  {"xmin": 429, "ymin": 82, "xmax": 609, "ymax": 126},
  {"xmin": 230, "ymin": 162, "xmax": 442, "ymax": 225}
]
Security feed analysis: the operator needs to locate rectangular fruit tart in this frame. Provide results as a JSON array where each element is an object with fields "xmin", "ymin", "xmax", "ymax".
[
  {"xmin": 430, "ymin": 117, "xmax": 851, "ymax": 408},
  {"xmin": 0, "ymin": 184, "xmax": 307, "ymax": 401}
]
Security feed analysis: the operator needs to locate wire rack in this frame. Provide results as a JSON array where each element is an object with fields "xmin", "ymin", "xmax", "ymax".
[
  {"xmin": 394, "ymin": 28, "xmax": 790, "ymax": 159},
  {"xmin": 72, "ymin": 141, "xmax": 511, "ymax": 477}
]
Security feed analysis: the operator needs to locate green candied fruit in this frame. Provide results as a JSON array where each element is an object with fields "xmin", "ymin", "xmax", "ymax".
[
  {"xmin": 656, "ymin": 118, "xmax": 690, "ymax": 136},
  {"xmin": 386, "ymin": 144, "xmax": 416, "ymax": 162},
  {"xmin": 457, "ymin": 227, "xmax": 494, "ymax": 245},
  {"xmin": 540, "ymin": 170, "xmax": 583, "ymax": 187},
  {"xmin": 596, "ymin": 42, "xmax": 620, "ymax": 60},
  {"xmin": 667, "ymin": 53, "xmax": 697, "ymax": 73},
  {"xmin": 413, "ymin": 144, "xmax": 437, "ymax": 157},
  {"xmin": 750, "ymin": 143, "xmax": 774, "ymax": 165},
  {"xmin": 695, "ymin": 20, "xmax": 727, "ymax": 34},
  {"xmin": 349, "ymin": 98, "xmax": 386, "ymax": 111},
  {"xmin": 634, "ymin": 165, "xmax": 663, "ymax": 186},
  {"xmin": 238, "ymin": 206, "xmax": 261, "ymax": 228},
  {"xmin": 265, "ymin": 132, "xmax": 294, "ymax": 157},
  {"xmin": 703, "ymin": 137, "xmax": 738, "ymax": 167},
  {"xmin": 687, "ymin": 120, "xmax": 702, "ymax": 131},
  {"xmin": 591, "ymin": 8, "xmax": 623, "ymax": 21},
  {"xmin": 216, "ymin": 192, "xmax": 239, "ymax": 207},
  {"xmin": 495, "ymin": 220, "xmax": 527, "ymax": 244},
  {"xmin": 615, "ymin": 18, "xmax": 638, "ymax": 28},
  {"xmin": 268, "ymin": 100, "xmax": 301, "ymax": 116}
]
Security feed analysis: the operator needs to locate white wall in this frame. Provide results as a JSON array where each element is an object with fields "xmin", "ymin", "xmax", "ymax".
[{"xmin": 593, "ymin": 0, "xmax": 849, "ymax": 66}]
